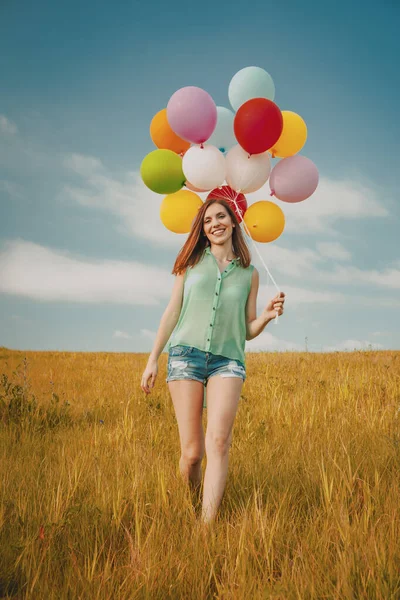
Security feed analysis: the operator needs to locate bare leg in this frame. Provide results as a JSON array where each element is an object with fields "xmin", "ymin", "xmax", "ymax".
[
  {"xmin": 168, "ymin": 379, "xmax": 205, "ymax": 497},
  {"xmin": 202, "ymin": 376, "xmax": 243, "ymax": 524}
]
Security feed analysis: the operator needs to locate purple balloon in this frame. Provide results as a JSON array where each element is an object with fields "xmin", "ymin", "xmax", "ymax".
[
  {"xmin": 167, "ymin": 86, "xmax": 217, "ymax": 145},
  {"xmin": 269, "ymin": 156, "xmax": 319, "ymax": 203}
]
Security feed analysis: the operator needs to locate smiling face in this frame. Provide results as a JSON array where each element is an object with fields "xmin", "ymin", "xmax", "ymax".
[{"xmin": 203, "ymin": 202, "xmax": 235, "ymax": 245}]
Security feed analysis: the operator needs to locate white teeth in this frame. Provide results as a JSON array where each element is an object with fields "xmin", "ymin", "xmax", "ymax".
[{"xmin": 213, "ymin": 229, "xmax": 225, "ymax": 235}]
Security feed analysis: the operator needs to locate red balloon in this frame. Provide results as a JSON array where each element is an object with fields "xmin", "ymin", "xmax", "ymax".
[
  {"xmin": 206, "ymin": 185, "xmax": 248, "ymax": 223},
  {"xmin": 234, "ymin": 98, "xmax": 283, "ymax": 155}
]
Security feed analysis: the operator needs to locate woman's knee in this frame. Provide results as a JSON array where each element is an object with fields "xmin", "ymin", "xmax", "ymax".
[
  {"xmin": 205, "ymin": 430, "xmax": 232, "ymax": 457},
  {"xmin": 181, "ymin": 445, "xmax": 204, "ymax": 465}
]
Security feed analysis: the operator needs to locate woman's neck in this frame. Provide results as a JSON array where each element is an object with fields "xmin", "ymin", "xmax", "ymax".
[{"xmin": 209, "ymin": 244, "xmax": 236, "ymax": 262}]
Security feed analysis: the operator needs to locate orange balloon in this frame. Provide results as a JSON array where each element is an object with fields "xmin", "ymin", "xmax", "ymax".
[
  {"xmin": 243, "ymin": 200, "xmax": 285, "ymax": 243},
  {"xmin": 150, "ymin": 109, "xmax": 191, "ymax": 155},
  {"xmin": 160, "ymin": 190, "xmax": 203, "ymax": 233}
]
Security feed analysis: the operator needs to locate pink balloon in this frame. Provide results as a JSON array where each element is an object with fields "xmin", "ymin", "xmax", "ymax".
[
  {"xmin": 185, "ymin": 181, "xmax": 208, "ymax": 193},
  {"xmin": 269, "ymin": 156, "xmax": 319, "ymax": 203},
  {"xmin": 167, "ymin": 86, "xmax": 217, "ymax": 145}
]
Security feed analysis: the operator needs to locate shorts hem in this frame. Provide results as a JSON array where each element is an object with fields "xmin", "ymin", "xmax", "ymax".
[
  {"xmin": 166, "ymin": 376, "xmax": 205, "ymax": 384},
  {"xmin": 207, "ymin": 373, "xmax": 246, "ymax": 382}
]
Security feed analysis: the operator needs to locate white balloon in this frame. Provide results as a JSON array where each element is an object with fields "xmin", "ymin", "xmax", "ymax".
[
  {"xmin": 207, "ymin": 107, "xmax": 236, "ymax": 154},
  {"xmin": 182, "ymin": 145, "xmax": 226, "ymax": 191},
  {"xmin": 228, "ymin": 66, "xmax": 275, "ymax": 112},
  {"xmin": 226, "ymin": 144, "xmax": 271, "ymax": 193}
]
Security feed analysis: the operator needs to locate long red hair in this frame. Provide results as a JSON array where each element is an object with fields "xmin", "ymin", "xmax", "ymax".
[{"xmin": 172, "ymin": 198, "xmax": 252, "ymax": 275}]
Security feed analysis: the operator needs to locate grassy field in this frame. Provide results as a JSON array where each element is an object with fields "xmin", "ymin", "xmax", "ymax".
[{"xmin": 0, "ymin": 347, "xmax": 399, "ymax": 599}]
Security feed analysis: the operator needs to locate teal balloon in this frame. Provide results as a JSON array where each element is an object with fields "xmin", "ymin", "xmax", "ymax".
[
  {"xmin": 140, "ymin": 149, "xmax": 185, "ymax": 194},
  {"xmin": 207, "ymin": 106, "xmax": 236, "ymax": 154},
  {"xmin": 228, "ymin": 66, "xmax": 275, "ymax": 112}
]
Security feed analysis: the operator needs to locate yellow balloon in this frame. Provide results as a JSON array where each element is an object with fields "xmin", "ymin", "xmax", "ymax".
[
  {"xmin": 243, "ymin": 201, "xmax": 285, "ymax": 243},
  {"xmin": 160, "ymin": 190, "xmax": 203, "ymax": 234},
  {"xmin": 268, "ymin": 110, "xmax": 307, "ymax": 158}
]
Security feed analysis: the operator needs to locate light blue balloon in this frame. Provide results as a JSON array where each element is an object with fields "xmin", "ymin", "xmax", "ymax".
[
  {"xmin": 228, "ymin": 66, "xmax": 275, "ymax": 112},
  {"xmin": 206, "ymin": 106, "xmax": 236, "ymax": 154}
]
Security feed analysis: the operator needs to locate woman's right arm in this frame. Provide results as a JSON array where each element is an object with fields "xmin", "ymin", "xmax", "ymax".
[{"xmin": 147, "ymin": 271, "xmax": 185, "ymax": 363}]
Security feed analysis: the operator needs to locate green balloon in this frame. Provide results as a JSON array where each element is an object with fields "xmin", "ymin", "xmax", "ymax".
[{"xmin": 140, "ymin": 149, "xmax": 185, "ymax": 194}]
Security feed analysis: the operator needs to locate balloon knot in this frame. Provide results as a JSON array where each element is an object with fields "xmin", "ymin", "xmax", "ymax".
[
  {"xmin": 200, "ymin": 143, "xmax": 204, "ymax": 149},
  {"xmin": 270, "ymin": 190, "xmax": 275, "ymax": 197}
]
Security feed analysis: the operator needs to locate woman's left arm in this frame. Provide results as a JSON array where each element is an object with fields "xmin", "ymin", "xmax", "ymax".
[{"xmin": 245, "ymin": 268, "xmax": 285, "ymax": 341}]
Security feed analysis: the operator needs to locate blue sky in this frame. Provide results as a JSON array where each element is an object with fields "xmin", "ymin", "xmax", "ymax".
[{"xmin": 0, "ymin": 0, "xmax": 399, "ymax": 353}]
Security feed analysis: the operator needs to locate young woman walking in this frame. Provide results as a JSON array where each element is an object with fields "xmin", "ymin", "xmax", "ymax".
[{"xmin": 140, "ymin": 197, "xmax": 285, "ymax": 524}]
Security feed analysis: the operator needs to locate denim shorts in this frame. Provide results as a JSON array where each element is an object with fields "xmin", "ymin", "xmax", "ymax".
[{"xmin": 166, "ymin": 345, "xmax": 246, "ymax": 386}]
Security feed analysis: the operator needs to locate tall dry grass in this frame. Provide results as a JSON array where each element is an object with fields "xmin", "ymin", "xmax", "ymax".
[{"xmin": 0, "ymin": 347, "xmax": 399, "ymax": 599}]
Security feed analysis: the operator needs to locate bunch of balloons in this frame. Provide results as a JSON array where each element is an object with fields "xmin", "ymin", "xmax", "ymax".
[{"xmin": 140, "ymin": 66, "xmax": 319, "ymax": 243}]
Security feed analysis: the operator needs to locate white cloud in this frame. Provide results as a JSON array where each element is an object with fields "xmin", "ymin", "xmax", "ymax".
[
  {"xmin": 253, "ymin": 244, "xmax": 323, "ymax": 279},
  {"xmin": 256, "ymin": 283, "xmax": 400, "ymax": 314},
  {"xmin": 60, "ymin": 154, "xmax": 399, "ymax": 290},
  {"xmin": 140, "ymin": 329, "xmax": 157, "ymax": 340},
  {"xmin": 252, "ymin": 176, "xmax": 388, "ymax": 234},
  {"xmin": 316, "ymin": 264, "xmax": 400, "ymax": 289},
  {"xmin": 322, "ymin": 339, "xmax": 384, "ymax": 351},
  {"xmin": 62, "ymin": 156, "xmax": 186, "ymax": 249},
  {"xmin": 1, "ymin": 239, "xmax": 399, "ymax": 312},
  {"xmin": 10, "ymin": 314, "xmax": 33, "ymax": 325},
  {"xmin": 245, "ymin": 331, "xmax": 303, "ymax": 352},
  {"xmin": 258, "ymin": 283, "xmax": 346, "ymax": 308},
  {"xmin": 253, "ymin": 245, "xmax": 400, "ymax": 290},
  {"xmin": 63, "ymin": 153, "xmax": 103, "ymax": 175},
  {"xmin": 0, "ymin": 180, "xmax": 24, "ymax": 199},
  {"xmin": 316, "ymin": 241, "xmax": 351, "ymax": 261},
  {"xmin": 1, "ymin": 144, "xmax": 398, "ymax": 315},
  {"xmin": 0, "ymin": 115, "xmax": 17, "ymax": 136},
  {"xmin": 0, "ymin": 239, "xmax": 175, "ymax": 306},
  {"xmin": 113, "ymin": 330, "xmax": 132, "ymax": 339},
  {"xmin": 245, "ymin": 335, "xmax": 384, "ymax": 353},
  {"xmin": 370, "ymin": 331, "xmax": 391, "ymax": 337},
  {"xmin": 0, "ymin": 119, "xmax": 60, "ymax": 175},
  {"xmin": 61, "ymin": 154, "xmax": 389, "ymax": 246}
]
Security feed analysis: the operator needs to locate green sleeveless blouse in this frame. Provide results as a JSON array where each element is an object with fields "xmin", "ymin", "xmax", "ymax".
[{"xmin": 166, "ymin": 246, "xmax": 254, "ymax": 365}]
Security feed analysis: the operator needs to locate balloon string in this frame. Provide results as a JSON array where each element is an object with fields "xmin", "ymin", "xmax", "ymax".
[{"xmin": 227, "ymin": 170, "xmax": 281, "ymax": 324}]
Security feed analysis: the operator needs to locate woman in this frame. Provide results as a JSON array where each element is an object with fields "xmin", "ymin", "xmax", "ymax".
[{"xmin": 140, "ymin": 197, "xmax": 285, "ymax": 524}]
